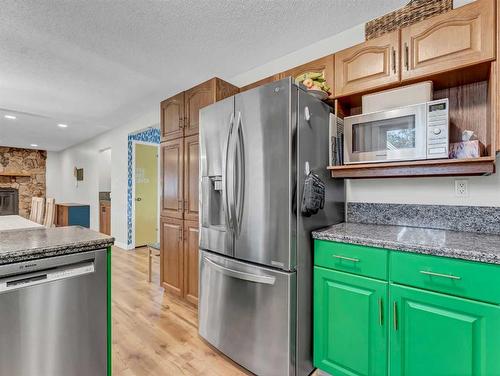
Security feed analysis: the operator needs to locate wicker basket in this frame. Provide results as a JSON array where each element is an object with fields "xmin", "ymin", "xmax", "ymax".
[{"xmin": 365, "ymin": 0, "xmax": 452, "ymax": 40}]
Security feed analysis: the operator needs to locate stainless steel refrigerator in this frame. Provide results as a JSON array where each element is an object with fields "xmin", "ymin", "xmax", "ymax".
[{"xmin": 198, "ymin": 78, "xmax": 345, "ymax": 376}]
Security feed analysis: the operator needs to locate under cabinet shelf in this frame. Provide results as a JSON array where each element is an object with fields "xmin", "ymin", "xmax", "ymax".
[{"xmin": 328, "ymin": 157, "xmax": 496, "ymax": 179}]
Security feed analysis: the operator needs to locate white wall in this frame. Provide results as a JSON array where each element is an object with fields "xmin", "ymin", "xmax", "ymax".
[
  {"xmin": 98, "ymin": 148, "xmax": 112, "ymax": 192},
  {"xmin": 46, "ymin": 109, "xmax": 158, "ymax": 248}
]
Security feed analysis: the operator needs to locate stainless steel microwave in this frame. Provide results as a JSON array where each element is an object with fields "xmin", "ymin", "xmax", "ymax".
[{"xmin": 344, "ymin": 98, "xmax": 449, "ymax": 164}]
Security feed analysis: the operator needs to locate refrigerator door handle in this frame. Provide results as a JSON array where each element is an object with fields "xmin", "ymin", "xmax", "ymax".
[
  {"xmin": 203, "ymin": 256, "xmax": 276, "ymax": 285},
  {"xmin": 233, "ymin": 111, "xmax": 245, "ymax": 235},
  {"xmin": 224, "ymin": 112, "xmax": 235, "ymax": 232}
]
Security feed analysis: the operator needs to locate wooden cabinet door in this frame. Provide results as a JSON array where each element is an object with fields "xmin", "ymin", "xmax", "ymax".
[
  {"xmin": 281, "ymin": 55, "xmax": 334, "ymax": 97},
  {"xmin": 184, "ymin": 134, "xmax": 199, "ymax": 221},
  {"xmin": 390, "ymin": 284, "xmax": 500, "ymax": 376},
  {"xmin": 160, "ymin": 92, "xmax": 184, "ymax": 141},
  {"xmin": 183, "ymin": 221, "xmax": 199, "ymax": 306},
  {"xmin": 160, "ymin": 217, "xmax": 183, "ymax": 296},
  {"xmin": 160, "ymin": 139, "xmax": 184, "ymax": 219},
  {"xmin": 401, "ymin": 0, "xmax": 495, "ymax": 82},
  {"xmin": 99, "ymin": 203, "xmax": 111, "ymax": 235},
  {"xmin": 184, "ymin": 80, "xmax": 215, "ymax": 137},
  {"xmin": 335, "ymin": 31, "xmax": 400, "ymax": 97},
  {"xmin": 314, "ymin": 267, "xmax": 388, "ymax": 376}
]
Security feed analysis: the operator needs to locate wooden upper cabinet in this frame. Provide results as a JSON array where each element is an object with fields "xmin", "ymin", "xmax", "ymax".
[
  {"xmin": 401, "ymin": 0, "xmax": 495, "ymax": 81},
  {"xmin": 184, "ymin": 80, "xmax": 216, "ymax": 137},
  {"xmin": 183, "ymin": 134, "xmax": 199, "ymax": 222},
  {"xmin": 160, "ymin": 92, "xmax": 184, "ymax": 141},
  {"xmin": 215, "ymin": 77, "xmax": 240, "ymax": 101},
  {"xmin": 160, "ymin": 139, "xmax": 184, "ymax": 219},
  {"xmin": 280, "ymin": 55, "xmax": 334, "ymax": 97},
  {"xmin": 240, "ymin": 75, "xmax": 280, "ymax": 92},
  {"xmin": 160, "ymin": 217, "xmax": 183, "ymax": 296},
  {"xmin": 184, "ymin": 78, "xmax": 239, "ymax": 137},
  {"xmin": 335, "ymin": 31, "xmax": 400, "ymax": 97},
  {"xmin": 183, "ymin": 221, "xmax": 199, "ymax": 306}
]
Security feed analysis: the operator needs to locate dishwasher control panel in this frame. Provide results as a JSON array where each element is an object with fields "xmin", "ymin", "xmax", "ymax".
[{"xmin": 0, "ymin": 261, "xmax": 95, "ymax": 293}]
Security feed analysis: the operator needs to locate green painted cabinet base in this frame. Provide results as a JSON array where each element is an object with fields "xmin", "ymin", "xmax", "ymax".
[
  {"xmin": 314, "ymin": 240, "xmax": 500, "ymax": 376},
  {"xmin": 314, "ymin": 267, "xmax": 388, "ymax": 376}
]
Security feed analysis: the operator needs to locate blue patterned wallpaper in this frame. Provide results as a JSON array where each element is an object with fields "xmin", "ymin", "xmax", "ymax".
[{"xmin": 127, "ymin": 127, "xmax": 160, "ymax": 247}]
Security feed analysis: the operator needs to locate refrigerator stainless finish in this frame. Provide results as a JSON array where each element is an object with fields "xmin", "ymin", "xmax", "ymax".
[
  {"xmin": 0, "ymin": 250, "xmax": 107, "ymax": 376},
  {"xmin": 199, "ymin": 78, "xmax": 345, "ymax": 376}
]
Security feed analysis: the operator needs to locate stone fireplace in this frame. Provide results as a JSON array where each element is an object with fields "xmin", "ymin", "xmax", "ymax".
[
  {"xmin": 0, "ymin": 188, "xmax": 19, "ymax": 215},
  {"xmin": 0, "ymin": 147, "xmax": 46, "ymax": 218}
]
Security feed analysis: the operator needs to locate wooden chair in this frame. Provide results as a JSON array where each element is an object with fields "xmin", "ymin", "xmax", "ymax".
[
  {"xmin": 29, "ymin": 197, "xmax": 45, "ymax": 224},
  {"xmin": 147, "ymin": 242, "xmax": 161, "ymax": 283},
  {"xmin": 43, "ymin": 198, "xmax": 56, "ymax": 227}
]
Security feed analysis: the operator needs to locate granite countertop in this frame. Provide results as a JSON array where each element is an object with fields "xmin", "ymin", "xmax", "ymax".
[
  {"xmin": 0, "ymin": 226, "xmax": 114, "ymax": 265},
  {"xmin": 313, "ymin": 222, "xmax": 500, "ymax": 265}
]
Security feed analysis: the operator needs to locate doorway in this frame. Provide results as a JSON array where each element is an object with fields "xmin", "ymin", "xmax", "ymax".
[
  {"xmin": 134, "ymin": 143, "xmax": 159, "ymax": 247},
  {"xmin": 98, "ymin": 148, "xmax": 111, "ymax": 235}
]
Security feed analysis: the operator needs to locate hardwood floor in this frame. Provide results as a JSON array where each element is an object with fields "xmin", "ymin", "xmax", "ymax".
[{"xmin": 111, "ymin": 246, "xmax": 250, "ymax": 376}]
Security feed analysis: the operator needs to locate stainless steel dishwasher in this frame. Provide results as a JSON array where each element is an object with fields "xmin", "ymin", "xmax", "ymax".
[{"xmin": 0, "ymin": 249, "xmax": 108, "ymax": 376}]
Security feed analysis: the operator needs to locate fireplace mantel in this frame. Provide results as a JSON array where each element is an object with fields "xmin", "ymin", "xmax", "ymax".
[{"xmin": 0, "ymin": 172, "xmax": 32, "ymax": 177}]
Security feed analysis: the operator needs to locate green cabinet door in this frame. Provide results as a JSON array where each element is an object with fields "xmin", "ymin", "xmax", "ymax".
[
  {"xmin": 390, "ymin": 284, "xmax": 500, "ymax": 376},
  {"xmin": 314, "ymin": 267, "xmax": 388, "ymax": 376}
]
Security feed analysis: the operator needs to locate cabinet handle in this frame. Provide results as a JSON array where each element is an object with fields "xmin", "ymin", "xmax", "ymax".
[
  {"xmin": 178, "ymin": 228, "xmax": 183, "ymax": 243},
  {"xmin": 378, "ymin": 298, "xmax": 383, "ymax": 326},
  {"xmin": 184, "ymin": 200, "xmax": 188, "ymax": 210},
  {"xmin": 179, "ymin": 117, "xmax": 184, "ymax": 129},
  {"xmin": 419, "ymin": 270, "xmax": 461, "ymax": 280},
  {"xmin": 393, "ymin": 301, "xmax": 398, "ymax": 331},
  {"xmin": 332, "ymin": 255, "xmax": 359, "ymax": 262},
  {"xmin": 404, "ymin": 43, "xmax": 409, "ymax": 71},
  {"xmin": 391, "ymin": 47, "xmax": 396, "ymax": 74},
  {"xmin": 178, "ymin": 200, "xmax": 183, "ymax": 210}
]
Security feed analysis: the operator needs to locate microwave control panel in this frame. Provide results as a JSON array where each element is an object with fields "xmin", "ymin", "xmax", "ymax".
[{"xmin": 426, "ymin": 98, "xmax": 449, "ymax": 159}]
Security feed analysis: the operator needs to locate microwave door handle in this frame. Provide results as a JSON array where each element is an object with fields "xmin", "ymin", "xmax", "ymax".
[{"xmin": 224, "ymin": 113, "xmax": 235, "ymax": 231}]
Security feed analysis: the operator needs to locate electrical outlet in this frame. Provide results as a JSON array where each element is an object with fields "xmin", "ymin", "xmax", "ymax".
[{"xmin": 455, "ymin": 180, "xmax": 469, "ymax": 198}]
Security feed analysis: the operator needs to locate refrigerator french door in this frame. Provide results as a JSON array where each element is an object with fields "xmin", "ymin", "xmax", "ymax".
[{"xmin": 199, "ymin": 78, "xmax": 345, "ymax": 376}]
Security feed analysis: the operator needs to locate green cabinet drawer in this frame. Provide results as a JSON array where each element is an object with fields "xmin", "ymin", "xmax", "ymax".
[
  {"xmin": 391, "ymin": 251, "xmax": 500, "ymax": 305},
  {"xmin": 315, "ymin": 240, "xmax": 388, "ymax": 280}
]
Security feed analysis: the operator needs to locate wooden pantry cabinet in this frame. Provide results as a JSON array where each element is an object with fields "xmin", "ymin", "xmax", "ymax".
[
  {"xmin": 160, "ymin": 77, "xmax": 238, "ymax": 306},
  {"xmin": 160, "ymin": 138, "xmax": 184, "ymax": 219},
  {"xmin": 401, "ymin": 0, "xmax": 495, "ymax": 82},
  {"xmin": 161, "ymin": 78, "xmax": 239, "ymax": 142},
  {"xmin": 335, "ymin": 31, "xmax": 400, "ymax": 97}
]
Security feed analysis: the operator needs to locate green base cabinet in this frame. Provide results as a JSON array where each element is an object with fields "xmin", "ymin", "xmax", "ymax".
[
  {"xmin": 314, "ymin": 267, "xmax": 388, "ymax": 376},
  {"xmin": 390, "ymin": 284, "xmax": 500, "ymax": 376},
  {"xmin": 314, "ymin": 240, "xmax": 500, "ymax": 376}
]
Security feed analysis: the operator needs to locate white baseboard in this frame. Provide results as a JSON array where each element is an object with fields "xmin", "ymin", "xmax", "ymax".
[{"xmin": 114, "ymin": 241, "xmax": 133, "ymax": 250}]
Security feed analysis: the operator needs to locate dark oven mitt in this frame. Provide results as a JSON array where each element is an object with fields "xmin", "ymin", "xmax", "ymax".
[{"xmin": 301, "ymin": 171, "xmax": 325, "ymax": 217}]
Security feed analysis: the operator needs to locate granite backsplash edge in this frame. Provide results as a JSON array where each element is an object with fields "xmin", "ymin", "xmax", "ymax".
[{"xmin": 346, "ymin": 202, "xmax": 500, "ymax": 236}]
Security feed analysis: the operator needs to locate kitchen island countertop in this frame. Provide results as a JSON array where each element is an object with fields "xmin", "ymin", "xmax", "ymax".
[
  {"xmin": 0, "ymin": 226, "xmax": 114, "ymax": 265},
  {"xmin": 313, "ymin": 222, "xmax": 500, "ymax": 265}
]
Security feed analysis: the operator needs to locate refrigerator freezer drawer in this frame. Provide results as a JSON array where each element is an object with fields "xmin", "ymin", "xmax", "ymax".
[{"xmin": 199, "ymin": 250, "xmax": 296, "ymax": 376}]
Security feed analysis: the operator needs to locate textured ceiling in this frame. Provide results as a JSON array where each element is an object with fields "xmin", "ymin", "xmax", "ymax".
[{"xmin": 0, "ymin": 0, "xmax": 407, "ymax": 151}]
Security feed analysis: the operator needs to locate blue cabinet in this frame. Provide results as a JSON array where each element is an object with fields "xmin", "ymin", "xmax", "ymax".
[{"xmin": 56, "ymin": 203, "xmax": 90, "ymax": 228}]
